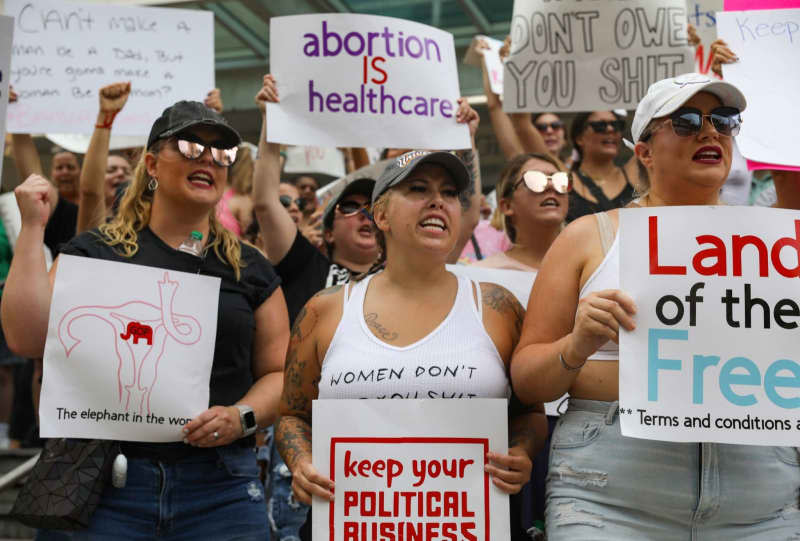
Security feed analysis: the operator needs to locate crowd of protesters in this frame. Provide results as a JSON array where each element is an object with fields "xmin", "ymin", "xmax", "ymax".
[{"xmin": 0, "ymin": 14, "xmax": 798, "ymax": 541}]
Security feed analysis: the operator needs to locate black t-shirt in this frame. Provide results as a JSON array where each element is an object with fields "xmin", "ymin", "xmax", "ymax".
[
  {"xmin": 44, "ymin": 197, "xmax": 78, "ymax": 256},
  {"xmin": 60, "ymin": 227, "xmax": 281, "ymax": 407},
  {"xmin": 276, "ymin": 230, "xmax": 355, "ymax": 325}
]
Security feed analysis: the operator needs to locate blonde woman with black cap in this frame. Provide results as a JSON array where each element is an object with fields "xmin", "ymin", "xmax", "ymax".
[
  {"xmin": 3, "ymin": 100, "xmax": 288, "ymax": 539},
  {"xmin": 511, "ymin": 73, "xmax": 800, "ymax": 539},
  {"xmin": 276, "ymin": 150, "xmax": 548, "ymax": 539}
]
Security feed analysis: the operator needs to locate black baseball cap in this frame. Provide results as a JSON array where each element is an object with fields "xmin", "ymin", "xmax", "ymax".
[
  {"xmin": 372, "ymin": 150, "xmax": 470, "ymax": 203},
  {"xmin": 147, "ymin": 101, "xmax": 241, "ymax": 150},
  {"xmin": 322, "ymin": 178, "xmax": 375, "ymax": 231}
]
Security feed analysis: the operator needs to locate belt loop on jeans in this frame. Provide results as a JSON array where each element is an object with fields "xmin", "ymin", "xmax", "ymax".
[{"xmin": 605, "ymin": 401, "xmax": 619, "ymax": 425}]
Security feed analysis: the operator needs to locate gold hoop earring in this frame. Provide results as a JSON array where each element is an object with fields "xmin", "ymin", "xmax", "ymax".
[{"xmin": 148, "ymin": 177, "xmax": 158, "ymax": 192}]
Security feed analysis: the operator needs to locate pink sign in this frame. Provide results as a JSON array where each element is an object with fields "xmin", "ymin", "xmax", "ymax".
[
  {"xmin": 724, "ymin": 0, "xmax": 800, "ymax": 10},
  {"xmin": 746, "ymin": 159, "xmax": 800, "ymax": 172}
]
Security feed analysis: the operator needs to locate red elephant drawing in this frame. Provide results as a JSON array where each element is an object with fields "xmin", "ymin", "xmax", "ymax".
[
  {"xmin": 57, "ymin": 272, "xmax": 203, "ymax": 415},
  {"xmin": 120, "ymin": 322, "xmax": 154, "ymax": 345}
]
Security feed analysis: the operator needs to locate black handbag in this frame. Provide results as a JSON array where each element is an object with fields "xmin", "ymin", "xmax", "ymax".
[{"xmin": 11, "ymin": 438, "xmax": 118, "ymax": 530}]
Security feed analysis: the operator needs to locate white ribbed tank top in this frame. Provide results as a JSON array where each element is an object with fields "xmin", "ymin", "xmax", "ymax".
[
  {"xmin": 318, "ymin": 273, "xmax": 510, "ymax": 400},
  {"xmin": 577, "ymin": 215, "xmax": 620, "ymax": 361}
]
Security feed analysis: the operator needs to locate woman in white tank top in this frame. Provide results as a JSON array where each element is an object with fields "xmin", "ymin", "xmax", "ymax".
[
  {"xmin": 511, "ymin": 74, "xmax": 800, "ymax": 540},
  {"xmin": 276, "ymin": 149, "xmax": 547, "ymax": 511}
]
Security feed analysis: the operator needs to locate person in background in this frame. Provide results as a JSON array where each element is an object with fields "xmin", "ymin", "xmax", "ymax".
[
  {"xmin": 533, "ymin": 113, "xmax": 568, "ymax": 161},
  {"xmin": 217, "ymin": 144, "xmax": 255, "ymax": 237},
  {"xmin": 293, "ymin": 175, "xmax": 319, "ymax": 220}
]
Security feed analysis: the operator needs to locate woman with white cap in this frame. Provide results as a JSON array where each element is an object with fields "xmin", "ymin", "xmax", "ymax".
[{"xmin": 511, "ymin": 73, "xmax": 800, "ymax": 539}]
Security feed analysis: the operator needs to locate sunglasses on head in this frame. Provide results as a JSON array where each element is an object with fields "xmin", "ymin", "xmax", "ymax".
[
  {"xmin": 279, "ymin": 195, "xmax": 305, "ymax": 211},
  {"xmin": 514, "ymin": 170, "xmax": 571, "ymax": 195},
  {"xmin": 650, "ymin": 106, "xmax": 742, "ymax": 139},
  {"xmin": 336, "ymin": 199, "xmax": 371, "ymax": 218},
  {"xmin": 175, "ymin": 137, "xmax": 238, "ymax": 167},
  {"xmin": 587, "ymin": 119, "xmax": 626, "ymax": 133},
  {"xmin": 535, "ymin": 121, "xmax": 564, "ymax": 132}
]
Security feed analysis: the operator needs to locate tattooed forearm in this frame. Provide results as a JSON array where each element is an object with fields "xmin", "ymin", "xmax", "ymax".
[
  {"xmin": 364, "ymin": 313, "xmax": 398, "ymax": 341},
  {"xmin": 276, "ymin": 415, "xmax": 312, "ymax": 471},
  {"xmin": 510, "ymin": 412, "xmax": 545, "ymax": 459}
]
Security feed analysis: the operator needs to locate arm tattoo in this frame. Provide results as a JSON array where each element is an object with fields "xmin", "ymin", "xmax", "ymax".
[
  {"xmin": 276, "ymin": 415, "xmax": 312, "ymax": 471},
  {"xmin": 482, "ymin": 283, "xmax": 525, "ymax": 335},
  {"xmin": 454, "ymin": 148, "xmax": 481, "ymax": 207},
  {"xmin": 313, "ymin": 284, "xmax": 343, "ymax": 298},
  {"xmin": 364, "ymin": 313, "xmax": 398, "ymax": 341}
]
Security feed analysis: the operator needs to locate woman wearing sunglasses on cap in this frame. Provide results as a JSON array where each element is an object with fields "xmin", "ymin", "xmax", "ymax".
[
  {"xmin": 3, "ymin": 100, "xmax": 289, "ymax": 539},
  {"xmin": 511, "ymin": 73, "xmax": 800, "ymax": 539},
  {"xmin": 566, "ymin": 111, "xmax": 635, "ymax": 223},
  {"xmin": 277, "ymin": 149, "xmax": 548, "ymax": 540}
]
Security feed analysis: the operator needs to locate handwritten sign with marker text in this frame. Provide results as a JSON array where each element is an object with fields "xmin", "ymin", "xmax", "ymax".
[
  {"xmin": 267, "ymin": 14, "xmax": 469, "ymax": 150},
  {"xmin": 313, "ymin": 400, "xmax": 509, "ymax": 540},
  {"xmin": 717, "ymin": 8, "xmax": 800, "ymax": 168},
  {"xmin": 0, "ymin": 16, "xmax": 13, "ymax": 181},
  {"xmin": 41, "ymin": 255, "xmax": 220, "ymax": 442},
  {"xmin": 619, "ymin": 207, "xmax": 800, "ymax": 446},
  {"xmin": 4, "ymin": 0, "xmax": 213, "ymax": 136},
  {"xmin": 503, "ymin": 0, "xmax": 694, "ymax": 112}
]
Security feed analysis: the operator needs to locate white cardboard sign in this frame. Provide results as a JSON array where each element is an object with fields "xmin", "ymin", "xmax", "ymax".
[
  {"xmin": 619, "ymin": 207, "xmax": 800, "ymax": 446},
  {"xmin": 313, "ymin": 399, "xmax": 509, "ymax": 541},
  {"xmin": 463, "ymin": 35, "xmax": 504, "ymax": 95},
  {"xmin": 283, "ymin": 145, "xmax": 346, "ymax": 180},
  {"xmin": 0, "ymin": 15, "xmax": 13, "ymax": 182},
  {"xmin": 503, "ymin": 0, "xmax": 694, "ymax": 112},
  {"xmin": 41, "ymin": 255, "xmax": 221, "ymax": 442},
  {"xmin": 4, "ymin": 0, "xmax": 214, "ymax": 136},
  {"xmin": 716, "ymin": 9, "xmax": 800, "ymax": 168},
  {"xmin": 688, "ymin": 0, "xmax": 725, "ymax": 74},
  {"xmin": 267, "ymin": 14, "xmax": 470, "ymax": 150}
]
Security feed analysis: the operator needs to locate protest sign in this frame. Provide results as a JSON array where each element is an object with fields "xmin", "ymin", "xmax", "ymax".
[
  {"xmin": 463, "ymin": 36, "xmax": 504, "ymax": 95},
  {"xmin": 284, "ymin": 145, "xmax": 346, "ymax": 181},
  {"xmin": 267, "ymin": 14, "xmax": 470, "ymax": 150},
  {"xmin": 619, "ymin": 206, "xmax": 800, "ymax": 446},
  {"xmin": 40, "ymin": 255, "xmax": 220, "ymax": 442},
  {"xmin": 313, "ymin": 399, "xmax": 509, "ymax": 540},
  {"xmin": 725, "ymin": 0, "xmax": 800, "ymax": 9},
  {"xmin": 0, "ymin": 16, "xmax": 12, "ymax": 181},
  {"xmin": 4, "ymin": 0, "xmax": 213, "ymax": 136},
  {"xmin": 503, "ymin": 0, "xmax": 694, "ymax": 112},
  {"xmin": 717, "ymin": 8, "xmax": 800, "ymax": 168},
  {"xmin": 687, "ymin": 0, "xmax": 724, "ymax": 74}
]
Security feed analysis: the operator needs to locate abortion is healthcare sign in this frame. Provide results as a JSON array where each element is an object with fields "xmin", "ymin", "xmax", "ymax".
[
  {"xmin": 619, "ymin": 207, "xmax": 800, "ymax": 446},
  {"xmin": 267, "ymin": 14, "xmax": 470, "ymax": 150},
  {"xmin": 313, "ymin": 400, "xmax": 509, "ymax": 540}
]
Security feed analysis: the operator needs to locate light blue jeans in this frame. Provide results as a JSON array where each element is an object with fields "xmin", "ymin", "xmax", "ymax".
[{"xmin": 547, "ymin": 399, "xmax": 800, "ymax": 540}]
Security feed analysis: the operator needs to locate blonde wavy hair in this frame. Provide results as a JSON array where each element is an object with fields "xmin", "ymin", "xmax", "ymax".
[{"xmin": 98, "ymin": 139, "xmax": 245, "ymax": 280}]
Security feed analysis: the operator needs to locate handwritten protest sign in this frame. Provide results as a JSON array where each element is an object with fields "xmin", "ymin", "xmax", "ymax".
[
  {"xmin": 284, "ymin": 145, "xmax": 346, "ymax": 181},
  {"xmin": 503, "ymin": 0, "xmax": 694, "ymax": 112},
  {"xmin": 464, "ymin": 36, "xmax": 504, "ymax": 95},
  {"xmin": 267, "ymin": 14, "xmax": 470, "ymax": 150},
  {"xmin": 4, "ymin": 0, "xmax": 213, "ymax": 136},
  {"xmin": 717, "ymin": 9, "xmax": 800, "ymax": 168},
  {"xmin": 688, "ymin": 0, "xmax": 724, "ymax": 74},
  {"xmin": 313, "ymin": 400, "xmax": 509, "ymax": 540},
  {"xmin": 0, "ymin": 16, "xmax": 13, "ymax": 181},
  {"xmin": 41, "ymin": 255, "xmax": 220, "ymax": 442},
  {"xmin": 619, "ymin": 207, "xmax": 800, "ymax": 446}
]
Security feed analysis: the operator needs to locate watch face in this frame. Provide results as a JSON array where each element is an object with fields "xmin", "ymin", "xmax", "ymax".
[{"xmin": 243, "ymin": 410, "xmax": 256, "ymax": 429}]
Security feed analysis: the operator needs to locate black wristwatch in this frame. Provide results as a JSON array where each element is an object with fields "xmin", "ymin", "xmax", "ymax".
[{"xmin": 235, "ymin": 405, "xmax": 257, "ymax": 437}]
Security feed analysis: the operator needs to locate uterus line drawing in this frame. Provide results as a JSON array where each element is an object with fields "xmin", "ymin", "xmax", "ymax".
[{"xmin": 57, "ymin": 272, "xmax": 203, "ymax": 415}]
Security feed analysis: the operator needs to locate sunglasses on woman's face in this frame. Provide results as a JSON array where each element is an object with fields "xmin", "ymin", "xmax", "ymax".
[
  {"xmin": 587, "ymin": 119, "xmax": 625, "ymax": 133},
  {"xmin": 175, "ymin": 138, "xmax": 238, "ymax": 167},
  {"xmin": 666, "ymin": 106, "xmax": 742, "ymax": 137},
  {"xmin": 279, "ymin": 195, "xmax": 305, "ymax": 211},
  {"xmin": 514, "ymin": 170, "xmax": 571, "ymax": 195},
  {"xmin": 336, "ymin": 199, "xmax": 370, "ymax": 218},
  {"xmin": 535, "ymin": 121, "xmax": 564, "ymax": 132}
]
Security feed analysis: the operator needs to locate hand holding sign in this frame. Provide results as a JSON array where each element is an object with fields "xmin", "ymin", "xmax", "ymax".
[
  {"xmin": 293, "ymin": 454, "xmax": 335, "ymax": 505},
  {"xmin": 8, "ymin": 85, "xmax": 17, "ymax": 103},
  {"xmin": 14, "ymin": 174, "xmax": 54, "ymax": 229},
  {"xmin": 204, "ymin": 88, "xmax": 223, "ymax": 114},
  {"xmin": 570, "ymin": 289, "xmax": 637, "ymax": 363},
  {"xmin": 455, "ymin": 98, "xmax": 480, "ymax": 140},
  {"xmin": 182, "ymin": 404, "xmax": 243, "ymax": 448},
  {"xmin": 484, "ymin": 447, "xmax": 532, "ymax": 494},
  {"xmin": 710, "ymin": 39, "xmax": 739, "ymax": 77}
]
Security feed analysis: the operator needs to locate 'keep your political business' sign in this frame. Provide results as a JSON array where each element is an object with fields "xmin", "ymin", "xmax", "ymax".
[{"xmin": 620, "ymin": 207, "xmax": 800, "ymax": 446}]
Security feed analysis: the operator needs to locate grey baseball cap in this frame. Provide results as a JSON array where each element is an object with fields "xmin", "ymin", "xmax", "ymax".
[
  {"xmin": 372, "ymin": 150, "xmax": 471, "ymax": 203},
  {"xmin": 147, "ymin": 100, "xmax": 241, "ymax": 149},
  {"xmin": 322, "ymin": 178, "xmax": 376, "ymax": 231}
]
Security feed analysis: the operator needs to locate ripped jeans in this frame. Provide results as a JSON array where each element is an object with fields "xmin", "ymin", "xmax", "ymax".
[
  {"xmin": 546, "ymin": 399, "xmax": 800, "ymax": 541},
  {"xmin": 260, "ymin": 426, "xmax": 309, "ymax": 541}
]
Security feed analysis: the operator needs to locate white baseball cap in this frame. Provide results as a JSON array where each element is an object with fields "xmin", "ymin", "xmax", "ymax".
[{"xmin": 626, "ymin": 73, "xmax": 747, "ymax": 148}]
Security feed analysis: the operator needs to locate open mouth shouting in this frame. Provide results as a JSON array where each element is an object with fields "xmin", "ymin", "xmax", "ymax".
[
  {"xmin": 188, "ymin": 169, "xmax": 215, "ymax": 189},
  {"xmin": 419, "ymin": 213, "xmax": 448, "ymax": 236},
  {"xmin": 692, "ymin": 146, "xmax": 722, "ymax": 165}
]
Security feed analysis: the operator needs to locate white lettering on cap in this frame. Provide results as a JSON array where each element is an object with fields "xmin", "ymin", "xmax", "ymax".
[
  {"xmin": 395, "ymin": 150, "xmax": 430, "ymax": 168},
  {"xmin": 673, "ymin": 74, "xmax": 712, "ymax": 87}
]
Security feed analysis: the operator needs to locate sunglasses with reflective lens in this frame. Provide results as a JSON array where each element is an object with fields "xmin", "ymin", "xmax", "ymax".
[
  {"xmin": 587, "ymin": 119, "xmax": 626, "ymax": 133},
  {"xmin": 337, "ymin": 199, "xmax": 371, "ymax": 217},
  {"xmin": 514, "ymin": 170, "xmax": 571, "ymax": 194},
  {"xmin": 535, "ymin": 121, "xmax": 564, "ymax": 132},
  {"xmin": 279, "ymin": 195, "xmax": 305, "ymax": 211},
  {"xmin": 176, "ymin": 139, "xmax": 238, "ymax": 167},
  {"xmin": 667, "ymin": 106, "xmax": 742, "ymax": 137}
]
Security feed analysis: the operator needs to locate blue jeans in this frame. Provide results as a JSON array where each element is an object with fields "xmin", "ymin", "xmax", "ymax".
[
  {"xmin": 37, "ymin": 445, "xmax": 268, "ymax": 541},
  {"xmin": 547, "ymin": 399, "xmax": 800, "ymax": 540},
  {"xmin": 260, "ymin": 427, "xmax": 308, "ymax": 541}
]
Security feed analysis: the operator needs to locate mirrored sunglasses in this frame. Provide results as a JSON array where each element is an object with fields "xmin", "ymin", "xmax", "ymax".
[
  {"xmin": 279, "ymin": 195, "xmax": 305, "ymax": 211},
  {"xmin": 668, "ymin": 106, "xmax": 742, "ymax": 137},
  {"xmin": 176, "ymin": 139, "xmax": 238, "ymax": 167},
  {"xmin": 587, "ymin": 119, "xmax": 625, "ymax": 133},
  {"xmin": 515, "ymin": 170, "xmax": 571, "ymax": 194},
  {"xmin": 535, "ymin": 121, "xmax": 564, "ymax": 132}
]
